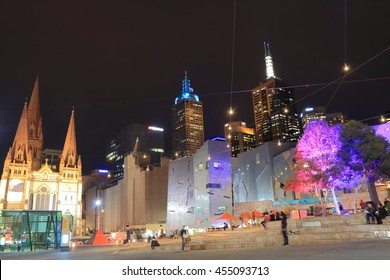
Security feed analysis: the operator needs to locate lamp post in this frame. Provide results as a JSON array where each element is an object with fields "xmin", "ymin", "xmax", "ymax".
[{"xmin": 95, "ymin": 200, "xmax": 101, "ymax": 231}]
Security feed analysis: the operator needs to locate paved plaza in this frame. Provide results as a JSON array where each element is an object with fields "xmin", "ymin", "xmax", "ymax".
[{"xmin": 1, "ymin": 239, "xmax": 389, "ymax": 260}]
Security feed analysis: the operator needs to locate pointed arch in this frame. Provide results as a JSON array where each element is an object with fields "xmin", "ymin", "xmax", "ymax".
[{"xmin": 35, "ymin": 185, "xmax": 51, "ymax": 210}]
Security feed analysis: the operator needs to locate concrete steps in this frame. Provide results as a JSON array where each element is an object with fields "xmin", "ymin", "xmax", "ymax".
[
  {"xmin": 187, "ymin": 214, "xmax": 390, "ymax": 250},
  {"xmin": 117, "ymin": 214, "xmax": 390, "ymax": 252}
]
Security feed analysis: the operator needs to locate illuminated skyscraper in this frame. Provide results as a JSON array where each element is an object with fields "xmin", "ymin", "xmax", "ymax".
[
  {"xmin": 301, "ymin": 106, "xmax": 326, "ymax": 128},
  {"xmin": 300, "ymin": 106, "xmax": 347, "ymax": 128},
  {"xmin": 172, "ymin": 72, "xmax": 204, "ymax": 158},
  {"xmin": 252, "ymin": 43, "xmax": 301, "ymax": 145},
  {"xmin": 224, "ymin": 121, "xmax": 255, "ymax": 157}
]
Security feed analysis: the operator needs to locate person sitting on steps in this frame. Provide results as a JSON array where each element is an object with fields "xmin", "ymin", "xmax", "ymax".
[
  {"xmin": 365, "ymin": 203, "xmax": 376, "ymax": 224},
  {"xmin": 375, "ymin": 203, "xmax": 388, "ymax": 224},
  {"xmin": 261, "ymin": 213, "xmax": 270, "ymax": 229}
]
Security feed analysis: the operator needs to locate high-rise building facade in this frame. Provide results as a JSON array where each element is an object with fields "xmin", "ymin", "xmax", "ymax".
[
  {"xmin": 0, "ymin": 77, "xmax": 83, "ymax": 234},
  {"xmin": 300, "ymin": 106, "xmax": 346, "ymax": 128},
  {"xmin": 172, "ymin": 72, "xmax": 204, "ymax": 158},
  {"xmin": 326, "ymin": 112, "xmax": 346, "ymax": 126},
  {"xmin": 252, "ymin": 43, "xmax": 301, "ymax": 145},
  {"xmin": 224, "ymin": 121, "xmax": 255, "ymax": 157},
  {"xmin": 106, "ymin": 124, "xmax": 164, "ymax": 183},
  {"xmin": 300, "ymin": 106, "xmax": 326, "ymax": 128}
]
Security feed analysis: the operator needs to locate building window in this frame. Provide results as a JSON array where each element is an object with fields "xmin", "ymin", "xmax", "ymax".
[{"xmin": 35, "ymin": 186, "xmax": 50, "ymax": 210}]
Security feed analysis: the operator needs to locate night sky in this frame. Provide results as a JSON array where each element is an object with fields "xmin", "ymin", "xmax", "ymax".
[{"xmin": 1, "ymin": 0, "xmax": 390, "ymax": 174}]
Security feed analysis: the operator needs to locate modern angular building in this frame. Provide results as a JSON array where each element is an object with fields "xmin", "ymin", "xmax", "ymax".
[
  {"xmin": 232, "ymin": 141, "xmax": 296, "ymax": 205},
  {"xmin": 0, "ymin": 77, "xmax": 83, "ymax": 235},
  {"xmin": 224, "ymin": 121, "xmax": 255, "ymax": 157},
  {"xmin": 166, "ymin": 140, "xmax": 232, "ymax": 233},
  {"xmin": 252, "ymin": 43, "xmax": 301, "ymax": 145},
  {"xmin": 172, "ymin": 72, "xmax": 204, "ymax": 158},
  {"xmin": 106, "ymin": 124, "xmax": 164, "ymax": 184}
]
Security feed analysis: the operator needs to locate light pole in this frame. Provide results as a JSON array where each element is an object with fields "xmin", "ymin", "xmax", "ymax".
[{"xmin": 95, "ymin": 200, "xmax": 101, "ymax": 231}]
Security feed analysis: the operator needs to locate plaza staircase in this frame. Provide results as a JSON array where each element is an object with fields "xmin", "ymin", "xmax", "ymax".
[
  {"xmin": 132, "ymin": 214, "xmax": 390, "ymax": 252},
  {"xmin": 186, "ymin": 214, "xmax": 390, "ymax": 250}
]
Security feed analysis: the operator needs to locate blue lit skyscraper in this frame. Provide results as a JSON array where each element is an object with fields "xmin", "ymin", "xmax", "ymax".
[{"xmin": 172, "ymin": 72, "xmax": 204, "ymax": 157}]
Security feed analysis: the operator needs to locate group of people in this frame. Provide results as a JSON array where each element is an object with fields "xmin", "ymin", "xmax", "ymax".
[{"xmin": 363, "ymin": 199, "xmax": 388, "ymax": 224}]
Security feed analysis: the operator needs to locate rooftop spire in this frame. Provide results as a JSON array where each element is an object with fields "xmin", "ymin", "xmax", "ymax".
[
  {"xmin": 264, "ymin": 42, "xmax": 275, "ymax": 79},
  {"xmin": 181, "ymin": 71, "xmax": 191, "ymax": 95},
  {"xmin": 60, "ymin": 108, "xmax": 78, "ymax": 168},
  {"xmin": 9, "ymin": 101, "xmax": 31, "ymax": 163},
  {"xmin": 27, "ymin": 76, "xmax": 41, "ymax": 133}
]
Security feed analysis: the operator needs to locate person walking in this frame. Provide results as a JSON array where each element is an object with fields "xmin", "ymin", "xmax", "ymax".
[
  {"xmin": 281, "ymin": 211, "xmax": 288, "ymax": 246},
  {"xmin": 180, "ymin": 225, "xmax": 191, "ymax": 251}
]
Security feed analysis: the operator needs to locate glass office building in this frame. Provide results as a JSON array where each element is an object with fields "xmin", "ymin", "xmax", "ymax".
[{"xmin": 0, "ymin": 210, "xmax": 62, "ymax": 252}]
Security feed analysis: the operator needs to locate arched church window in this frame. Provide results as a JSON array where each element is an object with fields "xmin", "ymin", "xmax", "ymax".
[{"xmin": 35, "ymin": 186, "xmax": 50, "ymax": 210}]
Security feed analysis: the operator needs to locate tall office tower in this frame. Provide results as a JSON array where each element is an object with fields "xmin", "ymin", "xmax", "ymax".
[
  {"xmin": 172, "ymin": 72, "xmax": 204, "ymax": 158},
  {"xmin": 106, "ymin": 124, "xmax": 164, "ymax": 183},
  {"xmin": 301, "ymin": 106, "xmax": 326, "ymax": 128},
  {"xmin": 224, "ymin": 121, "xmax": 255, "ymax": 157},
  {"xmin": 252, "ymin": 43, "xmax": 301, "ymax": 145}
]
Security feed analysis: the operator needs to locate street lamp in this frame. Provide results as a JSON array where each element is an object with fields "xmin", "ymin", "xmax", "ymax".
[{"xmin": 95, "ymin": 200, "xmax": 101, "ymax": 231}]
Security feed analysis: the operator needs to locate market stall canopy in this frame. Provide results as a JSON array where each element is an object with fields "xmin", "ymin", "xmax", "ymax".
[
  {"xmin": 216, "ymin": 212, "xmax": 234, "ymax": 220},
  {"xmin": 241, "ymin": 211, "xmax": 252, "ymax": 219},
  {"xmin": 252, "ymin": 210, "xmax": 263, "ymax": 218}
]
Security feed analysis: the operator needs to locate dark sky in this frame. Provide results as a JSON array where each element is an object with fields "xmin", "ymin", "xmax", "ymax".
[{"xmin": 1, "ymin": 0, "xmax": 390, "ymax": 174}]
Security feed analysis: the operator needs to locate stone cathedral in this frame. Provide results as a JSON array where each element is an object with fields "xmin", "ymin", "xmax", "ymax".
[{"xmin": 0, "ymin": 78, "xmax": 83, "ymax": 235}]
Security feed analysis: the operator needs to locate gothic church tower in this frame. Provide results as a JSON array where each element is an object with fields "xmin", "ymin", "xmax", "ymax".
[{"xmin": 0, "ymin": 79, "xmax": 83, "ymax": 234}]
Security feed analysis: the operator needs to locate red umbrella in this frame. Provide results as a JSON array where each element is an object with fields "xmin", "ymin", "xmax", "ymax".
[{"xmin": 216, "ymin": 212, "xmax": 234, "ymax": 220}]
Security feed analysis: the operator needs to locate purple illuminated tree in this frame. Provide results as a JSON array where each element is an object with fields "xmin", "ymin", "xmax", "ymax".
[{"xmin": 286, "ymin": 120, "xmax": 342, "ymax": 215}]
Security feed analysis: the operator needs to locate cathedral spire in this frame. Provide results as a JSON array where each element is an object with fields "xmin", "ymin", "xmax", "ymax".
[
  {"xmin": 60, "ymin": 108, "xmax": 78, "ymax": 168},
  {"xmin": 28, "ymin": 76, "xmax": 41, "ymax": 134},
  {"xmin": 8, "ymin": 101, "xmax": 31, "ymax": 163},
  {"xmin": 264, "ymin": 42, "xmax": 275, "ymax": 79},
  {"xmin": 27, "ymin": 76, "xmax": 43, "ymax": 170}
]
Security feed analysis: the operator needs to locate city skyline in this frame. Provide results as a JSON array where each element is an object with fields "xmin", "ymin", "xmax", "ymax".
[{"xmin": 1, "ymin": 1, "xmax": 390, "ymax": 174}]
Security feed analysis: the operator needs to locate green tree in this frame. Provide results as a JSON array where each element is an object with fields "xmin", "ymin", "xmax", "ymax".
[{"xmin": 339, "ymin": 120, "xmax": 390, "ymax": 204}]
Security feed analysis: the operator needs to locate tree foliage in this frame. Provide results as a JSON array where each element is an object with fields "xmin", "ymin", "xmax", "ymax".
[
  {"xmin": 286, "ymin": 120, "xmax": 341, "ymax": 194},
  {"xmin": 287, "ymin": 119, "xmax": 390, "ymax": 205}
]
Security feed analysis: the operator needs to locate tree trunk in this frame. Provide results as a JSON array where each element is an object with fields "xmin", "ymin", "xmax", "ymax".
[
  {"xmin": 319, "ymin": 189, "xmax": 327, "ymax": 216},
  {"xmin": 331, "ymin": 187, "xmax": 340, "ymax": 215},
  {"xmin": 353, "ymin": 187, "xmax": 358, "ymax": 214},
  {"xmin": 353, "ymin": 173, "xmax": 366, "ymax": 214},
  {"xmin": 367, "ymin": 177, "xmax": 379, "ymax": 205}
]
